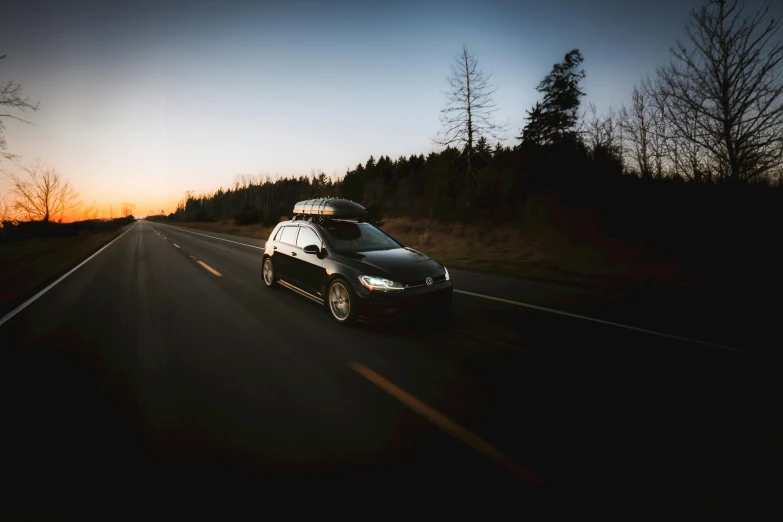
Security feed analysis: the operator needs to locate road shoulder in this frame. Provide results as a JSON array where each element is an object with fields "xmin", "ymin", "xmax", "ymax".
[{"xmin": 0, "ymin": 223, "xmax": 134, "ymax": 320}]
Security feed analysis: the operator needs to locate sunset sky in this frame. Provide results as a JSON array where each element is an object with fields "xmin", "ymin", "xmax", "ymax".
[{"xmin": 1, "ymin": 0, "xmax": 773, "ymax": 218}]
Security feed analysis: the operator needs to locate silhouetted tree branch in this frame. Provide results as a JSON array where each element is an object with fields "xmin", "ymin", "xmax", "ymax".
[
  {"xmin": 584, "ymin": 103, "xmax": 622, "ymax": 161},
  {"xmin": 79, "ymin": 200, "xmax": 100, "ymax": 220},
  {"xmin": 121, "ymin": 202, "xmax": 135, "ymax": 218},
  {"xmin": 9, "ymin": 162, "xmax": 81, "ymax": 222},
  {"xmin": 657, "ymin": 0, "xmax": 783, "ymax": 183},
  {"xmin": 434, "ymin": 45, "xmax": 508, "ymax": 196},
  {"xmin": 620, "ymin": 84, "xmax": 654, "ymax": 178},
  {"xmin": 1, "ymin": 54, "xmax": 39, "ymax": 163},
  {"xmin": 0, "ymin": 189, "xmax": 19, "ymax": 223}
]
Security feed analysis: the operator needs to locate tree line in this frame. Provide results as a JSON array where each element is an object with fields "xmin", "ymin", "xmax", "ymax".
[
  {"xmin": 159, "ymin": 0, "xmax": 781, "ymax": 231},
  {"xmin": 4, "ymin": 0, "xmax": 782, "ymax": 241}
]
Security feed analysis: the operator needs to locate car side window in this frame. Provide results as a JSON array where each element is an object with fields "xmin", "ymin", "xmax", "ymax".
[
  {"xmin": 278, "ymin": 226, "xmax": 298, "ymax": 245},
  {"xmin": 295, "ymin": 227, "xmax": 321, "ymax": 249}
]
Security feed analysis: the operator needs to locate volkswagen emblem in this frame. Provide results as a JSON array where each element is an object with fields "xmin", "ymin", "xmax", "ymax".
[{"xmin": 425, "ymin": 276, "xmax": 433, "ymax": 286}]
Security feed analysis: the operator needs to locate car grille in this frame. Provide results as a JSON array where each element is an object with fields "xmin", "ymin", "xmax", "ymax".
[
  {"xmin": 403, "ymin": 274, "xmax": 447, "ymax": 288},
  {"xmin": 361, "ymin": 285, "xmax": 452, "ymax": 320}
]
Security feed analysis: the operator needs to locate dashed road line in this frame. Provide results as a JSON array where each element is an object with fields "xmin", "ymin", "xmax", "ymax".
[
  {"xmin": 149, "ymin": 222, "xmax": 739, "ymax": 353},
  {"xmin": 197, "ymin": 260, "xmax": 222, "ymax": 277},
  {"xmin": 154, "ymin": 223, "xmax": 264, "ymax": 250},
  {"xmin": 348, "ymin": 361, "xmax": 545, "ymax": 485}
]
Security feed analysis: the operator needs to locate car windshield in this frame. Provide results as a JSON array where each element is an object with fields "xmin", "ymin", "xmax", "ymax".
[{"xmin": 320, "ymin": 221, "xmax": 401, "ymax": 253}]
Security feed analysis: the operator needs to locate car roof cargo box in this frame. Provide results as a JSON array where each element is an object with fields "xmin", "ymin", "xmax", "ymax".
[{"xmin": 293, "ymin": 197, "xmax": 367, "ymax": 218}]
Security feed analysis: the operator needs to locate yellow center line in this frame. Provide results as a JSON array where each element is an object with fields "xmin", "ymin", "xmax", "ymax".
[
  {"xmin": 162, "ymin": 236, "xmax": 167, "ymax": 239},
  {"xmin": 348, "ymin": 361, "xmax": 545, "ymax": 485},
  {"xmin": 189, "ymin": 255, "xmax": 196, "ymax": 259},
  {"xmin": 172, "ymin": 244, "xmax": 180, "ymax": 248},
  {"xmin": 197, "ymin": 260, "xmax": 222, "ymax": 277}
]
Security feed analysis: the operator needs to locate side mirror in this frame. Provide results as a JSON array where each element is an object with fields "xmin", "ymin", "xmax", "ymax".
[{"xmin": 303, "ymin": 244, "xmax": 320, "ymax": 255}]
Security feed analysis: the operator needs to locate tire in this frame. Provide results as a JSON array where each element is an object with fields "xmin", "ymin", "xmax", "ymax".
[
  {"xmin": 262, "ymin": 257, "xmax": 278, "ymax": 288},
  {"xmin": 327, "ymin": 279, "xmax": 356, "ymax": 324}
]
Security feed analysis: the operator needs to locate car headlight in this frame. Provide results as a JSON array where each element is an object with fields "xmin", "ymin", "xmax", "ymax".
[
  {"xmin": 443, "ymin": 266, "xmax": 449, "ymax": 280},
  {"xmin": 359, "ymin": 275, "xmax": 404, "ymax": 292}
]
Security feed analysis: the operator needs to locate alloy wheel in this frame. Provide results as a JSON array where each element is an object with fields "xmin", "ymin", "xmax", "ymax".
[{"xmin": 329, "ymin": 281, "xmax": 351, "ymax": 321}]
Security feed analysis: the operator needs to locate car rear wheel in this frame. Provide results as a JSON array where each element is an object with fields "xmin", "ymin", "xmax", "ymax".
[
  {"xmin": 328, "ymin": 279, "xmax": 355, "ymax": 323},
  {"xmin": 263, "ymin": 257, "xmax": 277, "ymax": 288}
]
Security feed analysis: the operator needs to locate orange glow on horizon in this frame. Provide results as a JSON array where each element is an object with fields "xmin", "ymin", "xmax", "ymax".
[{"xmin": 47, "ymin": 199, "xmax": 177, "ymax": 222}]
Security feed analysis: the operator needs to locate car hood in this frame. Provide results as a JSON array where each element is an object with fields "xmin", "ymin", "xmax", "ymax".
[{"xmin": 339, "ymin": 247, "xmax": 444, "ymax": 282}]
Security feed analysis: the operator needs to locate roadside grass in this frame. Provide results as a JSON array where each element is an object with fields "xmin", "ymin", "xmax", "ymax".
[
  {"xmin": 172, "ymin": 217, "xmax": 692, "ymax": 289},
  {"xmin": 0, "ymin": 229, "xmax": 124, "ymax": 315},
  {"xmin": 381, "ymin": 217, "xmax": 690, "ymax": 288}
]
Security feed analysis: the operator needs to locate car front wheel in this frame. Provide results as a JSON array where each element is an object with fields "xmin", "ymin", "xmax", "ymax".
[
  {"xmin": 327, "ymin": 279, "xmax": 356, "ymax": 324},
  {"xmin": 263, "ymin": 257, "xmax": 277, "ymax": 288}
]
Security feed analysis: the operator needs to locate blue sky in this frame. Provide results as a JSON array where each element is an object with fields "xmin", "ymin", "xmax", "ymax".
[{"xmin": 0, "ymin": 0, "xmax": 774, "ymax": 215}]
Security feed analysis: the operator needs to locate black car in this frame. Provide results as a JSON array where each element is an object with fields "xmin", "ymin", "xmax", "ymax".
[{"xmin": 262, "ymin": 198, "xmax": 452, "ymax": 323}]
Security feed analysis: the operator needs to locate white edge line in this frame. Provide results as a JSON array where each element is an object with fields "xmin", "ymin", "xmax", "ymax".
[
  {"xmin": 142, "ymin": 222, "xmax": 742, "ymax": 353},
  {"xmin": 153, "ymin": 223, "xmax": 264, "ymax": 250},
  {"xmin": 453, "ymin": 289, "xmax": 745, "ymax": 353},
  {"xmin": 0, "ymin": 222, "xmax": 137, "ymax": 328}
]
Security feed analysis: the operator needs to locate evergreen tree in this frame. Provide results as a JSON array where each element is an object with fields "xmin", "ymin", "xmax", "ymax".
[
  {"xmin": 520, "ymin": 49, "xmax": 586, "ymax": 145},
  {"xmin": 476, "ymin": 136, "xmax": 492, "ymax": 159}
]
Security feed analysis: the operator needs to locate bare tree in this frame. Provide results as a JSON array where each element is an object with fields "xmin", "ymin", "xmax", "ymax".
[
  {"xmin": 80, "ymin": 200, "xmax": 100, "ymax": 220},
  {"xmin": 8, "ymin": 162, "xmax": 81, "ymax": 222},
  {"xmin": 647, "ymin": 83, "xmax": 674, "ymax": 179},
  {"xmin": 657, "ymin": 0, "xmax": 783, "ymax": 184},
  {"xmin": 121, "ymin": 202, "xmax": 135, "ymax": 218},
  {"xmin": 620, "ymin": 84, "xmax": 654, "ymax": 178},
  {"xmin": 435, "ymin": 45, "xmax": 507, "ymax": 189},
  {"xmin": 584, "ymin": 103, "xmax": 622, "ymax": 160},
  {"xmin": 669, "ymin": 103, "xmax": 711, "ymax": 182},
  {"xmin": 1, "ymin": 54, "xmax": 39, "ymax": 163},
  {"xmin": 1, "ymin": 191, "xmax": 18, "ymax": 222},
  {"xmin": 770, "ymin": 163, "xmax": 783, "ymax": 185}
]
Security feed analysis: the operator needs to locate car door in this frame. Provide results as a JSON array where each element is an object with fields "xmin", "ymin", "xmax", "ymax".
[
  {"xmin": 274, "ymin": 225, "xmax": 300, "ymax": 284},
  {"xmin": 291, "ymin": 225, "xmax": 326, "ymax": 297}
]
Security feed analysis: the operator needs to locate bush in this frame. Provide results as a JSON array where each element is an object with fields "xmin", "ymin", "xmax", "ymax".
[
  {"xmin": 0, "ymin": 217, "xmax": 134, "ymax": 242},
  {"xmin": 234, "ymin": 209, "xmax": 261, "ymax": 226},
  {"xmin": 195, "ymin": 211, "xmax": 213, "ymax": 222},
  {"xmin": 364, "ymin": 202, "xmax": 386, "ymax": 227},
  {"xmin": 262, "ymin": 213, "xmax": 281, "ymax": 226}
]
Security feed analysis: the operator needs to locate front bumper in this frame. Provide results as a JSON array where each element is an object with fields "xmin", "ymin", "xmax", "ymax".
[{"xmin": 354, "ymin": 281, "xmax": 453, "ymax": 321}]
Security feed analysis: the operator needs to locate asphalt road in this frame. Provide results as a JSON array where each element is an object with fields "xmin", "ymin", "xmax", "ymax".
[{"xmin": 1, "ymin": 220, "xmax": 779, "ymax": 518}]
